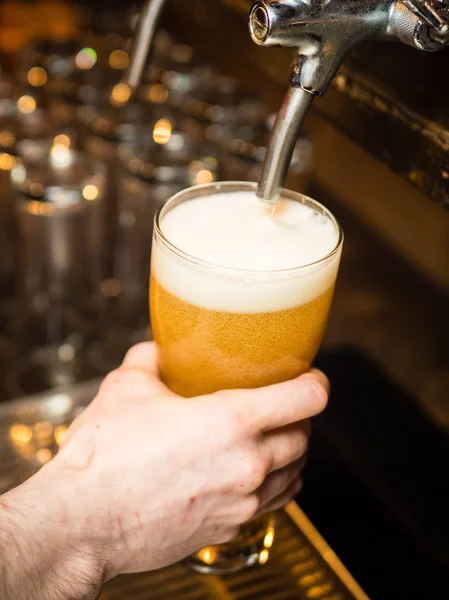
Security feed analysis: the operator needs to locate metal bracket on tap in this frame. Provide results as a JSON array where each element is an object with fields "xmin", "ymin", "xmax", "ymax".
[{"xmin": 403, "ymin": 0, "xmax": 449, "ymax": 44}]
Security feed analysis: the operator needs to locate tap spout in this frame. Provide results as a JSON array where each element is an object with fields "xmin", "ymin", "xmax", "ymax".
[
  {"xmin": 125, "ymin": 0, "xmax": 167, "ymax": 89},
  {"xmin": 257, "ymin": 86, "xmax": 314, "ymax": 202}
]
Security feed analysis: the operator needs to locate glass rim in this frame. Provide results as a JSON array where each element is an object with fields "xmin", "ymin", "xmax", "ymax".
[{"xmin": 154, "ymin": 181, "xmax": 344, "ymax": 276}]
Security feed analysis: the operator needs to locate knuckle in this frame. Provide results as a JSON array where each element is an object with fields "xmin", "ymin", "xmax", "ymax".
[
  {"xmin": 99, "ymin": 369, "xmax": 124, "ymax": 397},
  {"xmin": 241, "ymin": 451, "xmax": 269, "ymax": 489},
  {"xmin": 100, "ymin": 368, "xmax": 148, "ymax": 400},
  {"xmin": 228, "ymin": 406, "xmax": 252, "ymax": 439}
]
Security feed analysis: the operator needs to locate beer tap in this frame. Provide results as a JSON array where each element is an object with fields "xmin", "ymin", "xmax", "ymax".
[
  {"xmin": 249, "ymin": 0, "xmax": 449, "ymax": 202},
  {"xmin": 125, "ymin": 0, "xmax": 167, "ymax": 89}
]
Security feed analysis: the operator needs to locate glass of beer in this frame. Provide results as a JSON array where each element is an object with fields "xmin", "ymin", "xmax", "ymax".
[{"xmin": 150, "ymin": 181, "xmax": 343, "ymax": 574}]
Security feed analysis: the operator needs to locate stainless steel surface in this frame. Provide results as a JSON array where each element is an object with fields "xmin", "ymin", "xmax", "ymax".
[
  {"xmin": 0, "ymin": 381, "xmax": 368, "ymax": 600},
  {"xmin": 125, "ymin": 0, "xmax": 168, "ymax": 89},
  {"xmin": 249, "ymin": 0, "xmax": 389, "ymax": 94},
  {"xmin": 250, "ymin": 0, "xmax": 449, "ymax": 201},
  {"xmin": 249, "ymin": 1, "xmax": 449, "ymax": 77},
  {"xmin": 256, "ymin": 86, "xmax": 313, "ymax": 201}
]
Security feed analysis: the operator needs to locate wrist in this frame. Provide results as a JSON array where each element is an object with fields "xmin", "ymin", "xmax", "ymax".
[{"xmin": 1, "ymin": 459, "xmax": 104, "ymax": 600}]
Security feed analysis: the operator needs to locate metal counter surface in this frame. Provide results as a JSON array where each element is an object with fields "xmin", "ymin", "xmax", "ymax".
[{"xmin": 0, "ymin": 380, "xmax": 369, "ymax": 600}]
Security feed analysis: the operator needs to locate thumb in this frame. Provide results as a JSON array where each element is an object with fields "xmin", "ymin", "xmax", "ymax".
[{"xmin": 121, "ymin": 342, "xmax": 160, "ymax": 376}]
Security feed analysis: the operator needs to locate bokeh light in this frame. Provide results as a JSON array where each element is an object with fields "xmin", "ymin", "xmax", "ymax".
[
  {"xmin": 109, "ymin": 49, "xmax": 129, "ymax": 70},
  {"xmin": 147, "ymin": 83, "xmax": 169, "ymax": 104},
  {"xmin": 53, "ymin": 134, "xmax": 71, "ymax": 148},
  {"xmin": 153, "ymin": 118, "xmax": 172, "ymax": 145},
  {"xmin": 82, "ymin": 184, "xmax": 99, "ymax": 201},
  {"xmin": 27, "ymin": 66, "xmax": 47, "ymax": 87},
  {"xmin": 9, "ymin": 424, "xmax": 33, "ymax": 446},
  {"xmin": 17, "ymin": 95, "xmax": 36, "ymax": 114},
  {"xmin": 75, "ymin": 47, "xmax": 97, "ymax": 70},
  {"xmin": 110, "ymin": 82, "xmax": 131, "ymax": 107},
  {"xmin": 0, "ymin": 153, "xmax": 15, "ymax": 171}
]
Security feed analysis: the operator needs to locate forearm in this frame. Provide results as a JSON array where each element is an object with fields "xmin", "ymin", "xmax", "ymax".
[{"xmin": 0, "ymin": 463, "xmax": 103, "ymax": 600}]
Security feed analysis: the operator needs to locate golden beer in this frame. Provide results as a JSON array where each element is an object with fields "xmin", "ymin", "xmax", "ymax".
[
  {"xmin": 150, "ymin": 182, "xmax": 343, "ymax": 574},
  {"xmin": 151, "ymin": 275, "xmax": 335, "ymax": 397}
]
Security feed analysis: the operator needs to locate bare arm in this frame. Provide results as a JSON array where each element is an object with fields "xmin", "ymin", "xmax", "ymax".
[{"xmin": 0, "ymin": 463, "xmax": 103, "ymax": 600}]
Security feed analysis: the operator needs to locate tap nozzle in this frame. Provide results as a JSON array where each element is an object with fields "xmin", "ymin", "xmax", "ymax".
[{"xmin": 124, "ymin": 0, "xmax": 167, "ymax": 90}]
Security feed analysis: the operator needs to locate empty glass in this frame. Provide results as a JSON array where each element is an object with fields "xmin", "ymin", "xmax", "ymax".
[
  {"xmin": 7, "ymin": 140, "xmax": 106, "ymax": 396},
  {"xmin": 0, "ymin": 99, "xmax": 57, "ymax": 302},
  {"xmin": 0, "ymin": 140, "xmax": 17, "ymax": 296},
  {"xmin": 96, "ymin": 128, "xmax": 221, "ymax": 363},
  {"xmin": 85, "ymin": 98, "xmax": 150, "ymax": 278}
]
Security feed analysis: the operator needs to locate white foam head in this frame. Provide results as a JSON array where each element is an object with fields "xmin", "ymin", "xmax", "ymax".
[{"xmin": 152, "ymin": 190, "xmax": 342, "ymax": 313}]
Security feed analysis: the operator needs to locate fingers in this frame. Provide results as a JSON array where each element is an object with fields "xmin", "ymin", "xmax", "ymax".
[
  {"xmin": 121, "ymin": 342, "xmax": 160, "ymax": 375},
  {"xmin": 256, "ymin": 459, "xmax": 304, "ymax": 509},
  {"xmin": 254, "ymin": 476, "xmax": 303, "ymax": 520},
  {"xmin": 224, "ymin": 369, "xmax": 329, "ymax": 434},
  {"xmin": 260, "ymin": 420, "xmax": 310, "ymax": 472}
]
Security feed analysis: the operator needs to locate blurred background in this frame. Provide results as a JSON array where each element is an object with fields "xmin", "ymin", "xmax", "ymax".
[{"xmin": 0, "ymin": 1, "xmax": 448, "ymax": 598}]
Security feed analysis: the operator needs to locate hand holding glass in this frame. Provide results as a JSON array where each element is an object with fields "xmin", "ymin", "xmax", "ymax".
[{"xmin": 150, "ymin": 181, "xmax": 343, "ymax": 573}]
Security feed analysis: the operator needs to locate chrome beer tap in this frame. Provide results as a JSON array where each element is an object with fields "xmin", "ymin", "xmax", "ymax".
[
  {"xmin": 249, "ymin": 0, "xmax": 449, "ymax": 201},
  {"xmin": 125, "ymin": 0, "xmax": 167, "ymax": 89}
]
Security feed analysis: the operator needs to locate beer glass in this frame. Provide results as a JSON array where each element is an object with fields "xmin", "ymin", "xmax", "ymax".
[
  {"xmin": 150, "ymin": 181, "xmax": 343, "ymax": 573},
  {"xmin": 8, "ymin": 141, "xmax": 106, "ymax": 396}
]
